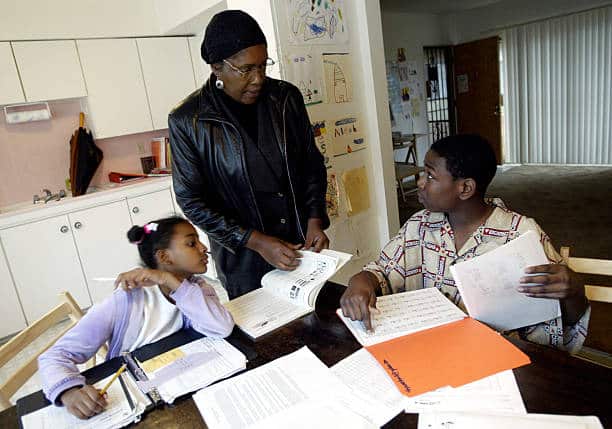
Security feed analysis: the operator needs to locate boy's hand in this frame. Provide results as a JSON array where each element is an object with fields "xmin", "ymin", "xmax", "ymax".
[
  {"xmin": 340, "ymin": 271, "xmax": 379, "ymax": 332},
  {"xmin": 60, "ymin": 385, "xmax": 107, "ymax": 420},
  {"xmin": 518, "ymin": 264, "xmax": 585, "ymax": 300},
  {"xmin": 114, "ymin": 268, "xmax": 181, "ymax": 291}
]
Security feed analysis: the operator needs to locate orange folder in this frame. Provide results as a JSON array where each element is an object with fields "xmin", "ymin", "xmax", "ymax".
[{"xmin": 365, "ymin": 317, "xmax": 531, "ymax": 397}]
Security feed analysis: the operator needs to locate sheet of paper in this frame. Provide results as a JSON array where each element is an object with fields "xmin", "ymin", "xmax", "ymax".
[
  {"xmin": 286, "ymin": 0, "xmax": 349, "ymax": 45},
  {"xmin": 323, "ymin": 54, "xmax": 353, "ymax": 104},
  {"xmin": 337, "ymin": 288, "xmax": 467, "ymax": 347},
  {"xmin": 261, "ymin": 250, "xmax": 339, "ymax": 307},
  {"xmin": 418, "ymin": 412, "xmax": 603, "ymax": 429},
  {"xmin": 331, "ymin": 116, "xmax": 366, "ymax": 156},
  {"xmin": 139, "ymin": 337, "xmax": 246, "ymax": 404},
  {"xmin": 194, "ymin": 347, "xmax": 378, "ymax": 429},
  {"xmin": 404, "ymin": 370, "xmax": 526, "ymax": 414},
  {"xmin": 224, "ymin": 289, "xmax": 311, "ymax": 338},
  {"xmin": 341, "ymin": 166, "xmax": 370, "ymax": 216},
  {"xmin": 450, "ymin": 230, "xmax": 561, "ymax": 331},
  {"xmin": 21, "ymin": 374, "xmax": 140, "ymax": 429},
  {"xmin": 331, "ymin": 348, "xmax": 408, "ymax": 424},
  {"xmin": 287, "ymin": 53, "xmax": 323, "ymax": 105},
  {"xmin": 366, "ymin": 318, "xmax": 531, "ymax": 397},
  {"xmin": 249, "ymin": 399, "xmax": 377, "ymax": 429}
]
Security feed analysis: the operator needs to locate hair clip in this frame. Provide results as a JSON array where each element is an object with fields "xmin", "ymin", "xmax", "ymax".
[{"xmin": 144, "ymin": 222, "xmax": 158, "ymax": 234}]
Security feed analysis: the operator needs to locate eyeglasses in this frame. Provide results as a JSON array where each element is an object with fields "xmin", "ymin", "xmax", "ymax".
[{"xmin": 223, "ymin": 58, "xmax": 275, "ymax": 79}]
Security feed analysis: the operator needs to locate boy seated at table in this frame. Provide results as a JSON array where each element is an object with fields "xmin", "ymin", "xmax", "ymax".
[{"xmin": 340, "ymin": 134, "xmax": 590, "ymax": 353}]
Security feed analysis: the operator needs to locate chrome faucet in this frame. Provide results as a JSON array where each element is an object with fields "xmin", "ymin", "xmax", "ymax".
[{"xmin": 33, "ymin": 189, "xmax": 66, "ymax": 204}]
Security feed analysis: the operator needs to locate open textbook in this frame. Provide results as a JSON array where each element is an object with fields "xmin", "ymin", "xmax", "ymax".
[
  {"xmin": 450, "ymin": 230, "xmax": 561, "ymax": 331},
  {"xmin": 225, "ymin": 249, "xmax": 352, "ymax": 338}
]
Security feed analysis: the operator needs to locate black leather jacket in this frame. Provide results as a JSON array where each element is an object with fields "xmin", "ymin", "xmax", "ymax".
[{"xmin": 168, "ymin": 76, "xmax": 329, "ymax": 297}]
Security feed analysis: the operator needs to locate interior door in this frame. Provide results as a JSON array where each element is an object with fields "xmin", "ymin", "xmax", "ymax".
[{"xmin": 453, "ymin": 37, "xmax": 502, "ymax": 163}]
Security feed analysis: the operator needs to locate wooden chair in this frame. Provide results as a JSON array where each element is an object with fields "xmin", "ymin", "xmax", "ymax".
[
  {"xmin": 393, "ymin": 136, "xmax": 424, "ymax": 202},
  {"xmin": 0, "ymin": 291, "xmax": 107, "ymax": 410},
  {"xmin": 560, "ymin": 246, "xmax": 612, "ymax": 366}
]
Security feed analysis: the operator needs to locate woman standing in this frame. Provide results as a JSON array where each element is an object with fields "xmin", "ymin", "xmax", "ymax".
[{"xmin": 169, "ymin": 10, "xmax": 329, "ymax": 299}]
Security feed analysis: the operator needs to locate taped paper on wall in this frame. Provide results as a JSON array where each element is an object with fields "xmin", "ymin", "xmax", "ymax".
[
  {"xmin": 326, "ymin": 171, "xmax": 339, "ymax": 217},
  {"xmin": 287, "ymin": 53, "xmax": 323, "ymax": 105},
  {"xmin": 342, "ymin": 166, "xmax": 370, "ymax": 216},
  {"xmin": 312, "ymin": 120, "xmax": 332, "ymax": 168},
  {"xmin": 331, "ymin": 116, "xmax": 366, "ymax": 156},
  {"xmin": 323, "ymin": 53, "xmax": 352, "ymax": 104},
  {"xmin": 287, "ymin": 0, "xmax": 349, "ymax": 45}
]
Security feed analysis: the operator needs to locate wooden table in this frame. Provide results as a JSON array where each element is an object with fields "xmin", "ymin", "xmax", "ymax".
[{"xmin": 2, "ymin": 282, "xmax": 611, "ymax": 428}]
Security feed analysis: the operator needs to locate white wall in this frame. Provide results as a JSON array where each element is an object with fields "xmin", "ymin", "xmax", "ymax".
[
  {"xmin": 0, "ymin": 0, "xmax": 160, "ymax": 40},
  {"xmin": 447, "ymin": 0, "xmax": 612, "ymax": 43},
  {"xmin": 272, "ymin": 0, "xmax": 398, "ymax": 283},
  {"xmin": 155, "ymin": 0, "xmax": 227, "ymax": 36},
  {"xmin": 380, "ymin": 11, "xmax": 451, "ymax": 163}
]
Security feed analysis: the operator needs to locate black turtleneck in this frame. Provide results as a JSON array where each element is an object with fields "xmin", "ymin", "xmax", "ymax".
[{"xmin": 218, "ymin": 89, "xmax": 259, "ymax": 143}]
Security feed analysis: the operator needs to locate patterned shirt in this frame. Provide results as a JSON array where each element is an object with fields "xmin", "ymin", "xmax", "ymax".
[{"xmin": 364, "ymin": 199, "xmax": 590, "ymax": 353}]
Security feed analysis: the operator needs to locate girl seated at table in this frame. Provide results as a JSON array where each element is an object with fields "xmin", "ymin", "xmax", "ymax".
[{"xmin": 38, "ymin": 216, "xmax": 234, "ymax": 419}]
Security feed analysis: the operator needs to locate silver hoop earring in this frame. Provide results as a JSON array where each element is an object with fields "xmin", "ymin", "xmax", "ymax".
[{"xmin": 215, "ymin": 79, "xmax": 224, "ymax": 90}]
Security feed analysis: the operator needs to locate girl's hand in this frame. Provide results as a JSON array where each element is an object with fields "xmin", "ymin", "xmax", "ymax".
[
  {"xmin": 114, "ymin": 268, "xmax": 181, "ymax": 291},
  {"xmin": 60, "ymin": 385, "xmax": 107, "ymax": 420}
]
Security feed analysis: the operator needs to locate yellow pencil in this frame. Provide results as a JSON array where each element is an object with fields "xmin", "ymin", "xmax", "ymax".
[{"xmin": 99, "ymin": 363, "xmax": 127, "ymax": 396}]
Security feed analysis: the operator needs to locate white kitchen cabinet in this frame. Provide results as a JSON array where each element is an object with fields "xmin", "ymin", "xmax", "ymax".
[
  {"xmin": 0, "ymin": 215, "xmax": 91, "ymax": 323},
  {"xmin": 77, "ymin": 38, "xmax": 153, "ymax": 139},
  {"xmin": 188, "ymin": 35, "xmax": 210, "ymax": 89},
  {"xmin": 137, "ymin": 37, "xmax": 196, "ymax": 130},
  {"xmin": 0, "ymin": 241, "xmax": 27, "ymax": 337},
  {"xmin": 70, "ymin": 200, "xmax": 138, "ymax": 304},
  {"xmin": 127, "ymin": 188, "xmax": 176, "ymax": 226},
  {"xmin": 12, "ymin": 40, "xmax": 87, "ymax": 102},
  {"xmin": 0, "ymin": 42, "xmax": 25, "ymax": 106}
]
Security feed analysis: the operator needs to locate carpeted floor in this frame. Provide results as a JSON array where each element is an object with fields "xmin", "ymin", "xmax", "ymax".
[{"xmin": 398, "ymin": 165, "xmax": 612, "ymax": 260}]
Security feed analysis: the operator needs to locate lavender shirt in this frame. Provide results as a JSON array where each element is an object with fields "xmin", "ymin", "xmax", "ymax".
[{"xmin": 38, "ymin": 277, "xmax": 234, "ymax": 404}]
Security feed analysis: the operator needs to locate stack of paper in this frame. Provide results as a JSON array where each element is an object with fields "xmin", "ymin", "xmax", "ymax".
[
  {"xmin": 136, "ymin": 337, "xmax": 246, "ymax": 404},
  {"xmin": 21, "ymin": 372, "xmax": 150, "ymax": 429},
  {"xmin": 337, "ymin": 287, "xmax": 531, "ymax": 397},
  {"xmin": 193, "ymin": 347, "xmax": 388, "ymax": 429}
]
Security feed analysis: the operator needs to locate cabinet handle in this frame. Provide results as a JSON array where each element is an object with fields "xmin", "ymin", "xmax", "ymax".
[
  {"xmin": 74, "ymin": 221, "xmax": 83, "ymax": 229},
  {"xmin": 132, "ymin": 206, "xmax": 140, "ymax": 214},
  {"xmin": 60, "ymin": 225, "xmax": 69, "ymax": 233}
]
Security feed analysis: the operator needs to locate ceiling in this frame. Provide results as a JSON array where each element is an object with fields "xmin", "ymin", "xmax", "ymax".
[{"xmin": 380, "ymin": 0, "xmax": 504, "ymax": 14}]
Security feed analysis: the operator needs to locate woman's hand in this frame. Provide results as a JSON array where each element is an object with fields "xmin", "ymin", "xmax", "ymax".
[
  {"xmin": 60, "ymin": 385, "xmax": 107, "ymax": 420},
  {"xmin": 304, "ymin": 218, "xmax": 330, "ymax": 252},
  {"xmin": 339, "ymin": 271, "xmax": 380, "ymax": 332},
  {"xmin": 114, "ymin": 268, "xmax": 181, "ymax": 291},
  {"xmin": 247, "ymin": 231, "xmax": 302, "ymax": 270}
]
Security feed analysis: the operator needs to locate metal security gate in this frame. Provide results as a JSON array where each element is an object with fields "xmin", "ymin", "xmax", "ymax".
[{"xmin": 424, "ymin": 46, "xmax": 456, "ymax": 142}]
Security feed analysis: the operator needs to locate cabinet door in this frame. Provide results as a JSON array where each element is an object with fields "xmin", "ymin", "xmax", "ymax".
[
  {"xmin": 0, "ymin": 215, "xmax": 91, "ymax": 323},
  {"xmin": 0, "ymin": 42, "xmax": 25, "ymax": 105},
  {"xmin": 127, "ymin": 189, "xmax": 176, "ymax": 226},
  {"xmin": 137, "ymin": 37, "xmax": 196, "ymax": 130},
  {"xmin": 12, "ymin": 40, "xmax": 87, "ymax": 102},
  {"xmin": 77, "ymin": 39, "xmax": 153, "ymax": 139},
  {"xmin": 188, "ymin": 35, "xmax": 210, "ymax": 89},
  {"xmin": 0, "ymin": 241, "xmax": 27, "ymax": 337},
  {"xmin": 70, "ymin": 200, "xmax": 138, "ymax": 304}
]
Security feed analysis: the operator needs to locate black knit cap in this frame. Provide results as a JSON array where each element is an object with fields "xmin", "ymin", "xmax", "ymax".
[{"xmin": 201, "ymin": 10, "xmax": 267, "ymax": 64}]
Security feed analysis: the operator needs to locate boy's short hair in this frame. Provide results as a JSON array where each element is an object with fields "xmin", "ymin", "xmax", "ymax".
[{"xmin": 430, "ymin": 134, "xmax": 497, "ymax": 196}]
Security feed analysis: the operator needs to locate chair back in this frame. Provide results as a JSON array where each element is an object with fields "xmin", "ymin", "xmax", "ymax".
[
  {"xmin": 0, "ymin": 292, "xmax": 88, "ymax": 410},
  {"xmin": 560, "ymin": 246, "xmax": 612, "ymax": 362}
]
